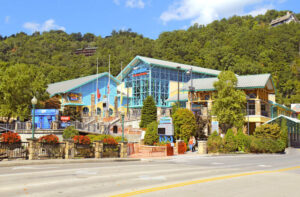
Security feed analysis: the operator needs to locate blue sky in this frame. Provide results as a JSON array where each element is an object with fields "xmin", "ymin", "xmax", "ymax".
[{"xmin": 1, "ymin": 0, "xmax": 300, "ymax": 39}]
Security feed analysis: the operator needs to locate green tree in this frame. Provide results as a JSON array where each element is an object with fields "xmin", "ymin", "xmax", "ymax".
[
  {"xmin": 212, "ymin": 71, "xmax": 246, "ymax": 133},
  {"xmin": 236, "ymin": 129, "xmax": 251, "ymax": 152},
  {"xmin": 0, "ymin": 63, "xmax": 48, "ymax": 121},
  {"xmin": 63, "ymin": 126, "xmax": 79, "ymax": 139},
  {"xmin": 139, "ymin": 96, "xmax": 157, "ymax": 128},
  {"xmin": 172, "ymin": 108, "xmax": 196, "ymax": 142},
  {"xmin": 223, "ymin": 129, "xmax": 237, "ymax": 153},
  {"xmin": 207, "ymin": 131, "xmax": 223, "ymax": 153},
  {"xmin": 144, "ymin": 121, "xmax": 159, "ymax": 145}
]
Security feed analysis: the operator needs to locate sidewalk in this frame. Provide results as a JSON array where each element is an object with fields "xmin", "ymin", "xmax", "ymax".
[{"xmin": 0, "ymin": 158, "xmax": 141, "ymax": 167}]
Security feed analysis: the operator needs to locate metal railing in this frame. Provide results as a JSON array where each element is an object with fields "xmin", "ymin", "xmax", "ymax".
[{"xmin": 0, "ymin": 142, "xmax": 29, "ymax": 160}]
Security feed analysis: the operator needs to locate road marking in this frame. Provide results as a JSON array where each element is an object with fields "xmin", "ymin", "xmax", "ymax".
[
  {"xmin": 258, "ymin": 165, "xmax": 272, "ymax": 168},
  {"xmin": 111, "ymin": 166, "xmax": 300, "ymax": 197},
  {"xmin": 211, "ymin": 162, "xmax": 224, "ymax": 165},
  {"xmin": 138, "ymin": 175, "xmax": 166, "ymax": 181}
]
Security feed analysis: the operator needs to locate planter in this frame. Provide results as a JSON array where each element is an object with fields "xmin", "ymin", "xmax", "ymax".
[{"xmin": 1, "ymin": 142, "xmax": 22, "ymax": 150}]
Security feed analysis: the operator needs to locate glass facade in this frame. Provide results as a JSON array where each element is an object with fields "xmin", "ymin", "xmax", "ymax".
[{"xmin": 124, "ymin": 62, "xmax": 215, "ymax": 108}]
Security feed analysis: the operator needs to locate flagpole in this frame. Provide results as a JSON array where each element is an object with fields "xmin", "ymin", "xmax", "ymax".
[
  {"xmin": 108, "ymin": 54, "xmax": 110, "ymax": 117},
  {"xmin": 120, "ymin": 61, "xmax": 123, "ymax": 108}
]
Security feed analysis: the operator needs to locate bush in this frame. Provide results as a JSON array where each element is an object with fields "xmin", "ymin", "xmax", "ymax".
[
  {"xmin": 0, "ymin": 131, "xmax": 21, "ymax": 143},
  {"xmin": 280, "ymin": 119, "xmax": 288, "ymax": 148},
  {"xmin": 39, "ymin": 134, "xmax": 59, "ymax": 144},
  {"xmin": 73, "ymin": 135, "xmax": 91, "ymax": 144},
  {"xmin": 140, "ymin": 96, "xmax": 157, "ymax": 128},
  {"xmin": 144, "ymin": 121, "xmax": 159, "ymax": 145},
  {"xmin": 87, "ymin": 134, "xmax": 127, "ymax": 143},
  {"xmin": 172, "ymin": 108, "xmax": 196, "ymax": 142},
  {"xmin": 223, "ymin": 129, "xmax": 237, "ymax": 153},
  {"xmin": 63, "ymin": 126, "xmax": 79, "ymax": 139},
  {"xmin": 207, "ymin": 131, "xmax": 223, "ymax": 153},
  {"xmin": 254, "ymin": 124, "xmax": 281, "ymax": 140},
  {"xmin": 250, "ymin": 138, "xmax": 285, "ymax": 153},
  {"xmin": 236, "ymin": 129, "xmax": 251, "ymax": 152}
]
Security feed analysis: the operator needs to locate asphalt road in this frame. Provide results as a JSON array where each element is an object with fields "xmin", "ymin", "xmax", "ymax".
[{"xmin": 1, "ymin": 149, "xmax": 300, "ymax": 197}]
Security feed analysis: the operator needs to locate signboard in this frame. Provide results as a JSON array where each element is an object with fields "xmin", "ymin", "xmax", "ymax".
[
  {"xmin": 61, "ymin": 116, "xmax": 70, "ymax": 122},
  {"xmin": 68, "ymin": 93, "xmax": 80, "ymax": 101},
  {"xmin": 133, "ymin": 72, "xmax": 147, "ymax": 77},
  {"xmin": 211, "ymin": 121, "xmax": 219, "ymax": 133},
  {"xmin": 291, "ymin": 104, "xmax": 300, "ymax": 113},
  {"xmin": 33, "ymin": 109, "xmax": 59, "ymax": 116},
  {"xmin": 158, "ymin": 117, "xmax": 174, "ymax": 136}
]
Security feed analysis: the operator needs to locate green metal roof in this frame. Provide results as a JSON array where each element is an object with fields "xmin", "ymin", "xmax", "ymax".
[
  {"xmin": 264, "ymin": 115, "xmax": 300, "ymax": 125},
  {"xmin": 165, "ymin": 93, "xmax": 188, "ymax": 102},
  {"xmin": 47, "ymin": 72, "xmax": 120, "ymax": 97},
  {"xmin": 117, "ymin": 56, "xmax": 221, "ymax": 80},
  {"xmin": 183, "ymin": 73, "xmax": 275, "ymax": 92}
]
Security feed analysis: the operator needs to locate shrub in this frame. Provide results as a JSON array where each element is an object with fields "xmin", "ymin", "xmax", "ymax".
[
  {"xmin": 0, "ymin": 131, "xmax": 21, "ymax": 143},
  {"xmin": 87, "ymin": 134, "xmax": 127, "ymax": 143},
  {"xmin": 73, "ymin": 135, "xmax": 91, "ymax": 144},
  {"xmin": 223, "ymin": 129, "xmax": 237, "ymax": 153},
  {"xmin": 140, "ymin": 96, "xmax": 157, "ymax": 128},
  {"xmin": 63, "ymin": 126, "xmax": 79, "ymax": 139},
  {"xmin": 144, "ymin": 121, "xmax": 159, "ymax": 145},
  {"xmin": 254, "ymin": 124, "xmax": 281, "ymax": 140},
  {"xmin": 172, "ymin": 108, "xmax": 196, "ymax": 142},
  {"xmin": 250, "ymin": 138, "xmax": 285, "ymax": 153},
  {"xmin": 236, "ymin": 129, "xmax": 251, "ymax": 152},
  {"xmin": 207, "ymin": 131, "xmax": 223, "ymax": 153},
  {"xmin": 103, "ymin": 137, "xmax": 118, "ymax": 145},
  {"xmin": 39, "ymin": 134, "xmax": 59, "ymax": 144}
]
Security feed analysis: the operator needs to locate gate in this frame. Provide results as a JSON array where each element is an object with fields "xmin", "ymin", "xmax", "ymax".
[{"xmin": 0, "ymin": 142, "xmax": 29, "ymax": 160}]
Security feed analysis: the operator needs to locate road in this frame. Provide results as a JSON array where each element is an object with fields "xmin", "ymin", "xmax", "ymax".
[{"xmin": 1, "ymin": 149, "xmax": 300, "ymax": 197}]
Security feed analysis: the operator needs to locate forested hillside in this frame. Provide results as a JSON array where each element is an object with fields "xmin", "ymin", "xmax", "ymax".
[{"xmin": 1, "ymin": 10, "xmax": 300, "ymax": 120}]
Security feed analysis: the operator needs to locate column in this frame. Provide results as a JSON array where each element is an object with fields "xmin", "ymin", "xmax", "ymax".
[
  {"xmin": 64, "ymin": 140, "xmax": 74, "ymax": 159},
  {"xmin": 27, "ymin": 138, "xmax": 38, "ymax": 160},
  {"xmin": 94, "ymin": 141, "xmax": 103, "ymax": 159},
  {"xmin": 119, "ymin": 142, "xmax": 128, "ymax": 158},
  {"xmin": 186, "ymin": 101, "xmax": 192, "ymax": 111},
  {"xmin": 198, "ymin": 140, "xmax": 207, "ymax": 154},
  {"xmin": 255, "ymin": 99, "xmax": 261, "ymax": 116}
]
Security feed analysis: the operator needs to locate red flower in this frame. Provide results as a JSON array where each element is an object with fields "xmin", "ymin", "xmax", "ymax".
[
  {"xmin": 39, "ymin": 134, "xmax": 59, "ymax": 144},
  {"xmin": 0, "ymin": 131, "xmax": 21, "ymax": 143},
  {"xmin": 73, "ymin": 135, "xmax": 91, "ymax": 144},
  {"xmin": 103, "ymin": 137, "xmax": 118, "ymax": 145}
]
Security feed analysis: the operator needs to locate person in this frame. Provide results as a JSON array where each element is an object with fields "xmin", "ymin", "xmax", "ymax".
[
  {"xmin": 192, "ymin": 136, "xmax": 196, "ymax": 152},
  {"xmin": 188, "ymin": 136, "xmax": 194, "ymax": 152}
]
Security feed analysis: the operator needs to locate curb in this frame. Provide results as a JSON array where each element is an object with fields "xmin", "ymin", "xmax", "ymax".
[{"xmin": 0, "ymin": 158, "xmax": 141, "ymax": 167}]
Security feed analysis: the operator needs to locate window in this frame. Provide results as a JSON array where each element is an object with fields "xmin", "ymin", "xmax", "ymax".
[
  {"xmin": 83, "ymin": 107, "xmax": 89, "ymax": 114},
  {"xmin": 113, "ymin": 126, "xmax": 118, "ymax": 134},
  {"xmin": 109, "ymin": 108, "xmax": 113, "ymax": 116},
  {"xmin": 97, "ymin": 108, "xmax": 101, "ymax": 115}
]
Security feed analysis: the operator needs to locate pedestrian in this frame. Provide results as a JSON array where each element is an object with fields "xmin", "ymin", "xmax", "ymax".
[
  {"xmin": 188, "ymin": 136, "xmax": 194, "ymax": 152},
  {"xmin": 192, "ymin": 136, "xmax": 196, "ymax": 152}
]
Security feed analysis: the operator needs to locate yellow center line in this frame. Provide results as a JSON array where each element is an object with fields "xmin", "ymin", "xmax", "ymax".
[{"xmin": 110, "ymin": 166, "xmax": 300, "ymax": 197}]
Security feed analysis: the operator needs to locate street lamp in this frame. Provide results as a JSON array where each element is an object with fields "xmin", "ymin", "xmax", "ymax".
[
  {"xmin": 177, "ymin": 66, "xmax": 181, "ymax": 108},
  {"xmin": 121, "ymin": 111, "xmax": 125, "ymax": 142},
  {"xmin": 31, "ymin": 96, "xmax": 37, "ymax": 139}
]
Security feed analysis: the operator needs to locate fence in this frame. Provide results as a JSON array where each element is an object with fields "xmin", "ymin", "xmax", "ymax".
[
  {"xmin": 0, "ymin": 142, "xmax": 29, "ymax": 160},
  {"xmin": 0, "ymin": 140, "xmax": 127, "ymax": 161}
]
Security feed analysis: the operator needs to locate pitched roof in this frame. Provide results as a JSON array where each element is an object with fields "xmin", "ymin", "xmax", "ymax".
[
  {"xmin": 264, "ymin": 115, "xmax": 300, "ymax": 125},
  {"xmin": 270, "ymin": 12, "xmax": 299, "ymax": 26},
  {"xmin": 117, "ymin": 56, "xmax": 221, "ymax": 80},
  {"xmin": 47, "ymin": 72, "xmax": 120, "ymax": 97},
  {"xmin": 182, "ymin": 73, "xmax": 274, "ymax": 92}
]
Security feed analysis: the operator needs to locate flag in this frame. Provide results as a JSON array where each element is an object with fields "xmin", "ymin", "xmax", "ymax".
[{"xmin": 97, "ymin": 88, "xmax": 101, "ymax": 99}]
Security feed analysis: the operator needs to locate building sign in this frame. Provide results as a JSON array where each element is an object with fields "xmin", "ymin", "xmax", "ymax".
[
  {"xmin": 291, "ymin": 104, "xmax": 300, "ymax": 113},
  {"xmin": 132, "ymin": 67, "xmax": 148, "ymax": 77},
  {"xmin": 68, "ymin": 93, "xmax": 80, "ymax": 101},
  {"xmin": 61, "ymin": 116, "xmax": 70, "ymax": 122},
  {"xmin": 158, "ymin": 117, "xmax": 174, "ymax": 136},
  {"xmin": 211, "ymin": 121, "xmax": 219, "ymax": 133},
  {"xmin": 133, "ymin": 72, "xmax": 147, "ymax": 77}
]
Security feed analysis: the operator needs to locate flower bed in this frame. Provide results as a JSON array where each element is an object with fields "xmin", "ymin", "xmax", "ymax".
[
  {"xmin": 73, "ymin": 135, "xmax": 91, "ymax": 145},
  {"xmin": 1, "ymin": 132, "xmax": 21, "ymax": 144},
  {"xmin": 39, "ymin": 134, "xmax": 59, "ymax": 144}
]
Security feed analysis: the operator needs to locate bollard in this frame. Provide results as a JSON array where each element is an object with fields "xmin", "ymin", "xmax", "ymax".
[{"xmin": 198, "ymin": 140, "xmax": 207, "ymax": 154}]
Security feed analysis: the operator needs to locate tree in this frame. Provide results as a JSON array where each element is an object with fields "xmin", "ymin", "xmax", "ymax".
[
  {"xmin": 139, "ymin": 96, "xmax": 157, "ymax": 128},
  {"xmin": 223, "ymin": 129, "xmax": 237, "ymax": 152},
  {"xmin": 0, "ymin": 63, "xmax": 48, "ymax": 122},
  {"xmin": 212, "ymin": 71, "xmax": 246, "ymax": 133},
  {"xmin": 172, "ymin": 108, "xmax": 196, "ymax": 142},
  {"xmin": 144, "ymin": 121, "xmax": 159, "ymax": 145},
  {"xmin": 280, "ymin": 118, "xmax": 288, "ymax": 147},
  {"xmin": 63, "ymin": 126, "xmax": 79, "ymax": 139}
]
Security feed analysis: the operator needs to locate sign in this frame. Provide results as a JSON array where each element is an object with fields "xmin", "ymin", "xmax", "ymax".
[
  {"xmin": 211, "ymin": 121, "xmax": 219, "ymax": 133},
  {"xmin": 158, "ymin": 117, "xmax": 174, "ymax": 136},
  {"xmin": 133, "ymin": 72, "xmax": 147, "ymax": 77},
  {"xmin": 68, "ymin": 93, "xmax": 80, "ymax": 101},
  {"xmin": 291, "ymin": 104, "xmax": 300, "ymax": 113},
  {"xmin": 61, "ymin": 116, "xmax": 70, "ymax": 122}
]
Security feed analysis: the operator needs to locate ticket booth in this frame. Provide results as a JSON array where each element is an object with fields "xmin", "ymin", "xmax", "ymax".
[{"xmin": 33, "ymin": 109, "xmax": 59, "ymax": 129}]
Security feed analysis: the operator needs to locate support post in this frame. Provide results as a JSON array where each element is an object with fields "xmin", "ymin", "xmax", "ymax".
[
  {"xmin": 95, "ymin": 141, "xmax": 103, "ymax": 158},
  {"xmin": 198, "ymin": 140, "xmax": 207, "ymax": 154},
  {"xmin": 119, "ymin": 142, "xmax": 128, "ymax": 158},
  {"xmin": 64, "ymin": 139, "xmax": 74, "ymax": 159},
  {"xmin": 27, "ymin": 138, "xmax": 38, "ymax": 160}
]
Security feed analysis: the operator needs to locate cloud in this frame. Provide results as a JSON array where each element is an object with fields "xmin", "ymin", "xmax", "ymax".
[
  {"xmin": 160, "ymin": 0, "xmax": 276, "ymax": 25},
  {"xmin": 113, "ymin": 0, "xmax": 120, "ymax": 5},
  {"xmin": 126, "ymin": 0, "xmax": 145, "ymax": 8},
  {"xmin": 5, "ymin": 16, "xmax": 10, "ymax": 24},
  {"xmin": 23, "ymin": 19, "xmax": 66, "ymax": 33},
  {"xmin": 247, "ymin": 6, "xmax": 272, "ymax": 16}
]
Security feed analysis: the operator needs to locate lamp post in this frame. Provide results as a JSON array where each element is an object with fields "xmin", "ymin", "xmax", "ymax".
[
  {"xmin": 177, "ymin": 66, "xmax": 180, "ymax": 108},
  {"xmin": 31, "ymin": 96, "xmax": 37, "ymax": 139},
  {"xmin": 186, "ymin": 67, "xmax": 195, "ymax": 111},
  {"xmin": 121, "ymin": 111, "xmax": 125, "ymax": 142}
]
